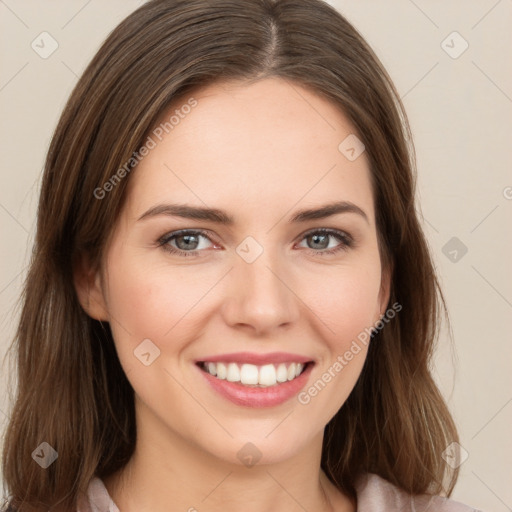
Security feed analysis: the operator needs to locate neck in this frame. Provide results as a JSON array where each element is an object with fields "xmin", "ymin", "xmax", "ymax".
[{"xmin": 102, "ymin": 403, "xmax": 355, "ymax": 512}]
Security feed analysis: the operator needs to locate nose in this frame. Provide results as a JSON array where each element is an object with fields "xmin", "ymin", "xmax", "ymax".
[{"xmin": 221, "ymin": 248, "xmax": 300, "ymax": 336}]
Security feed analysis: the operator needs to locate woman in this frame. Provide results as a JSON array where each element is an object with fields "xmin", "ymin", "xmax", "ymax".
[{"xmin": 1, "ymin": 0, "xmax": 480, "ymax": 510}]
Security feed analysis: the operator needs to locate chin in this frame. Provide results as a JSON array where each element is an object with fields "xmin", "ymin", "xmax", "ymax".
[{"xmin": 193, "ymin": 427, "xmax": 315, "ymax": 469}]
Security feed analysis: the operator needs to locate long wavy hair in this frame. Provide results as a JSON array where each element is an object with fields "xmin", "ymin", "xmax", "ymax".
[{"xmin": 1, "ymin": 0, "xmax": 459, "ymax": 510}]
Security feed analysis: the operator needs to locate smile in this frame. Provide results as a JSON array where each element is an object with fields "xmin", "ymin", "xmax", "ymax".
[
  {"xmin": 194, "ymin": 352, "xmax": 315, "ymax": 408},
  {"xmin": 199, "ymin": 361, "xmax": 308, "ymax": 387}
]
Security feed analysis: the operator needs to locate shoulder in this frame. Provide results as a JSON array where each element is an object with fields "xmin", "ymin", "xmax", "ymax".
[
  {"xmin": 354, "ymin": 472, "xmax": 482, "ymax": 512},
  {"xmin": 2, "ymin": 477, "xmax": 119, "ymax": 512},
  {"xmin": 77, "ymin": 476, "xmax": 120, "ymax": 512}
]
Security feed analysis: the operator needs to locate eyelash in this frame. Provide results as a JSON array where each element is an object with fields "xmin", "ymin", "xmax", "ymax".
[{"xmin": 157, "ymin": 228, "xmax": 354, "ymax": 258}]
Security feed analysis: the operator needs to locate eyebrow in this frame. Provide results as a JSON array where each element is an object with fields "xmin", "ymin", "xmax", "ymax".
[{"xmin": 137, "ymin": 200, "xmax": 369, "ymax": 225}]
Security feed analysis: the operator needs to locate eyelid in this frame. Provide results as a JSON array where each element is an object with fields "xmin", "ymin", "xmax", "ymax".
[
  {"xmin": 157, "ymin": 227, "xmax": 354, "ymax": 257},
  {"xmin": 295, "ymin": 227, "xmax": 354, "ymax": 254},
  {"xmin": 157, "ymin": 228, "xmax": 219, "ymax": 250},
  {"xmin": 298, "ymin": 226, "xmax": 353, "ymax": 243}
]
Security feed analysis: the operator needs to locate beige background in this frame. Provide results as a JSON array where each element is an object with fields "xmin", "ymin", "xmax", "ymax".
[{"xmin": 1, "ymin": 0, "xmax": 511, "ymax": 509}]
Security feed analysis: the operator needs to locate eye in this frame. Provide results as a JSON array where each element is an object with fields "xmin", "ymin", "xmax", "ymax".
[
  {"xmin": 157, "ymin": 229, "xmax": 216, "ymax": 257},
  {"xmin": 296, "ymin": 228, "xmax": 353, "ymax": 256},
  {"xmin": 157, "ymin": 228, "xmax": 353, "ymax": 258}
]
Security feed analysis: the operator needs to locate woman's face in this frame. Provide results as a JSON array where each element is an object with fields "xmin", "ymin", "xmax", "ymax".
[{"xmin": 83, "ymin": 77, "xmax": 389, "ymax": 466}]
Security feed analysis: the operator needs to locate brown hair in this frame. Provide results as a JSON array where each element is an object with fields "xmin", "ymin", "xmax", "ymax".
[{"xmin": 1, "ymin": 0, "xmax": 459, "ymax": 510}]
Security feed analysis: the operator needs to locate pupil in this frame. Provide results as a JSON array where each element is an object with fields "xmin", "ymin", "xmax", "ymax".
[
  {"xmin": 311, "ymin": 234, "xmax": 328, "ymax": 249},
  {"xmin": 178, "ymin": 234, "xmax": 198, "ymax": 250},
  {"xmin": 175, "ymin": 233, "xmax": 330, "ymax": 251}
]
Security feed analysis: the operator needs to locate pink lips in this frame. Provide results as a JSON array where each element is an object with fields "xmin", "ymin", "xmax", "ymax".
[
  {"xmin": 195, "ymin": 351, "xmax": 312, "ymax": 365},
  {"xmin": 195, "ymin": 352, "xmax": 315, "ymax": 408}
]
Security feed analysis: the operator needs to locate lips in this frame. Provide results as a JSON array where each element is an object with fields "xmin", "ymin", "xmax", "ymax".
[
  {"xmin": 194, "ymin": 352, "xmax": 315, "ymax": 407},
  {"xmin": 196, "ymin": 351, "xmax": 312, "ymax": 365}
]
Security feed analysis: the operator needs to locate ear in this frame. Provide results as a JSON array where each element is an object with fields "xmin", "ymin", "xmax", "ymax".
[{"xmin": 73, "ymin": 253, "xmax": 109, "ymax": 321}]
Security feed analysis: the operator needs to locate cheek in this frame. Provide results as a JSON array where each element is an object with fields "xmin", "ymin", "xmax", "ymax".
[
  {"xmin": 294, "ymin": 266, "xmax": 380, "ymax": 424},
  {"xmin": 104, "ymin": 246, "xmax": 382, "ymax": 349},
  {"xmin": 101, "ymin": 257, "xmax": 208, "ymax": 413},
  {"xmin": 104, "ymin": 254, "xmax": 212, "ymax": 340},
  {"xmin": 100, "ymin": 242, "xmax": 382, "ymax": 450},
  {"xmin": 299, "ymin": 262, "xmax": 382, "ymax": 346}
]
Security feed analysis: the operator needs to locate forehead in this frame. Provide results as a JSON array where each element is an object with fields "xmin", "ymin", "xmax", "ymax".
[{"xmin": 124, "ymin": 77, "xmax": 374, "ymax": 224}]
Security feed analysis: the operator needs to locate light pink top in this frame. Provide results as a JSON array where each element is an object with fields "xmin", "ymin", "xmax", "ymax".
[{"xmin": 77, "ymin": 473, "xmax": 480, "ymax": 511}]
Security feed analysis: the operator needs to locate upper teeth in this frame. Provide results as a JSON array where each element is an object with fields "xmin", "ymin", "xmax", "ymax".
[{"xmin": 203, "ymin": 362, "xmax": 305, "ymax": 387}]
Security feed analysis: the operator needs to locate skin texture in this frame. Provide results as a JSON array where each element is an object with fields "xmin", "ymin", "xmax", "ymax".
[{"xmin": 75, "ymin": 77, "xmax": 390, "ymax": 512}]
